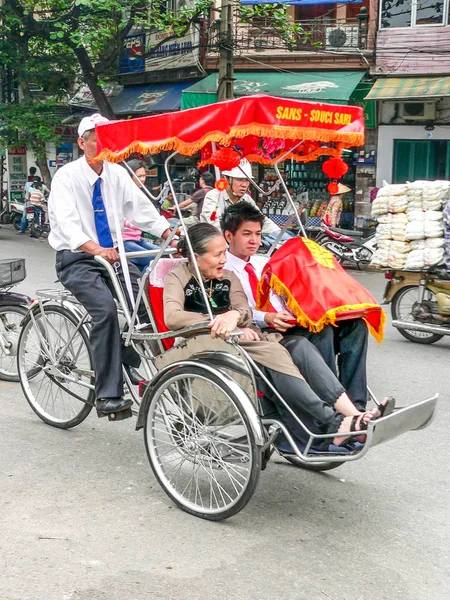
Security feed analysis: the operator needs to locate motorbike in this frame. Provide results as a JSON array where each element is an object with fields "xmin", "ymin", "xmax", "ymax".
[
  {"xmin": 0, "ymin": 258, "xmax": 31, "ymax": 381},
  {"xmin": 383, "ymin": 267, "xmax": 450, "ymax": 344},
  {"xmin": 314, "ymin": 223, "xmax": 375, "ymax": 269},
  {"xmin": 29, "ymin": 204, "xmax": 50, "ymax": 239},
  {"xmin": 10, "ymin": 200, "xmax": 34, "ymax": 231}
]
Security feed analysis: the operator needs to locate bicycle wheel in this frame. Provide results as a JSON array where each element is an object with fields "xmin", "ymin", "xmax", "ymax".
[
  {"xmin": 391, "ymin": 286, "xmax": 443, "ymax": 344},
  {"xmin": 0, "ymin": 305, "xmax": 28, "ymax": 381},
  {"xmin": 144, "ymin": 365, "xmax": 262, "ymax": 521},
  {"xmin": 18, "ymin": 304, "xmax": 94, "ymax": 428}
]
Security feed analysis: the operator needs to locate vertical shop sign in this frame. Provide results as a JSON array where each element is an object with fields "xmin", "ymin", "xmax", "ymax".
[
  {"xmin": 7, "ymin": 146, "xmax": 27, "ymax": 202},
  {"xmin": 119, "ymin": 33, "xmax": 146, "ymax": 74}
]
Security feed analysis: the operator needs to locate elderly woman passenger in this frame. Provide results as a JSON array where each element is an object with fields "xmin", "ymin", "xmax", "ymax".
[{"xmin": 163, "ymin": 223, "xmax": 381, "ymax": 453}]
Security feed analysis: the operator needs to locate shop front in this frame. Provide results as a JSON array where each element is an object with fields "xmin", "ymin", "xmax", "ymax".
[
  {"xmin": 365, "ymin": 76, "xmax": 450, "ymax": 186},
  {"xmin": 182, "ymin": 70, "xmax": 373, "ymax": 229}
]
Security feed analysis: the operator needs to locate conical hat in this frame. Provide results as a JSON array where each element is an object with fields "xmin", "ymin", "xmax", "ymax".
[{"xmin": 336, "ymin": 183, "xmax": 351, "ymax": 195}]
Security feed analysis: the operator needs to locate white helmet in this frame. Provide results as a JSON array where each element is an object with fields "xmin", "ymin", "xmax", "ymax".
[{"xmin": 222, "ymin": 158, "xmax": 253, "ymax": 180}]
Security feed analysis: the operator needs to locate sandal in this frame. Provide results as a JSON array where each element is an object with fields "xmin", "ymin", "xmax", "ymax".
[
  {"xmin": 372, "ymin": 396, "xmax": 396, "ymax": 419},
  {"xmin": 333, "ymin": 413, "xmax": 369, "ymax": 446}
]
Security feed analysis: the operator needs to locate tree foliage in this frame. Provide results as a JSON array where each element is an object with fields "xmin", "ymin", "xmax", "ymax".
[{"xmin": 0, "ymin": 0, "xmax": 301, "ymax": 181}]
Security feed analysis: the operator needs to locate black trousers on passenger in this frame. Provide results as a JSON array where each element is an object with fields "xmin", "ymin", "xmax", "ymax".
[
  {"xmin": 256, "ymin": 337, "xmax": 346, "ymax": 450},
  {"xmin": 56, "ymin": 250, "xmax": 147, "ymax": 399},
  {"xmin": 283, "ymin": 319, "xmax": 369, "ymax": 409}
]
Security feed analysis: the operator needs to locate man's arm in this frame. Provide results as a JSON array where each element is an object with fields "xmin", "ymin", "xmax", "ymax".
[
  {"xmin": 48, "ymin": 173, "xmax": 92, "ymax": 251},
  {"xmin": 199, "ymin": 189, "xmax": 220, "ymax": 228},
  {"xmin": 124, "ymin": 183, "xmax": 171, "ymax": 239}
]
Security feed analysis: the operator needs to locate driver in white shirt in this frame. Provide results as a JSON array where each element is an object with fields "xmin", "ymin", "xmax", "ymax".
[{"xmin": 48, "ymin": 114, "xmax": 175, "ymax": 418}]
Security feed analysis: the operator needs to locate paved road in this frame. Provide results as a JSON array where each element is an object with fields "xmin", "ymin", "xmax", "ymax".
[{"xmin": 1, "ymin": 225, "xmax": 449, "ymax": 600}]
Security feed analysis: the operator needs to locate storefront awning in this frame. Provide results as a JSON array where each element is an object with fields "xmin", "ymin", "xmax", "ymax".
[
  {"xmin": 181, "ymin": 71, "xmax": 366, "ymax": 110},
  {"xmin": 111, "ymin": 82, "xmax": 196, "ymax": 115},
  {"xmin": 365, "ymin": 77, "xmax": 450, "ymax": 100}
]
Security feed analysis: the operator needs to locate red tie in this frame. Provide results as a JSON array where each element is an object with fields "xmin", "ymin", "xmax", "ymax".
[{"xmin": 244, "ymin": 262, "xmax": 260, "ymax": 301}]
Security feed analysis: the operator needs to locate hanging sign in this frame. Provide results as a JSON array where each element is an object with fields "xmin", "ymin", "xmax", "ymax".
[{"xmin": 7, "ymin": 146, "xmax": 27, "ymax": 202}]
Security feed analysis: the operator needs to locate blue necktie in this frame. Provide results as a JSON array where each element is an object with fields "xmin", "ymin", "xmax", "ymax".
[{"xmin": 92, "ymin": 178, "xmax": 113, "ymax": 248}]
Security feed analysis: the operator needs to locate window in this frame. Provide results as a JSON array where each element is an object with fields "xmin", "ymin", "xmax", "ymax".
[
  {"xmin": 393, "ymin": 140, "xmax": 450, "ymax": 183},
  {"xmin": 380, "ymin": 0, "xmax": 449, "ymax": 28}
]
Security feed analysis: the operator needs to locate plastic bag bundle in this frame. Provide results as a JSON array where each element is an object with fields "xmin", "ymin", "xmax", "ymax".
[
  {"xmin": 388, "ymin": 195, "xmax": 408, "ymax": 214},
  {"xmin": 375, "ymin": 223, "xmax": 392, "ymax": 241},
  {"xmin": 422, "ymin": 180, "xmax": 450, "ymax": 211},
  {"xmin": 391, "ymin": 240, "xmax": 411, "ymax": 254},
  {"xmin": 424, "ymin": 220, "xmax": 444, "ymax": 238},
  {"xmin": 391, "ymin": 214, "xmax": 408, "ymax": 241},
  {"xmin": 410, "ymin": 239, "xmax": 426, "ymax": 251},
  {"xmin": 405, "ymin": 221, "xmax": 425, "ymax": 241},
  {"xmin": 407, "ymin": 210, "xmax": 424, "ymax": 222},
  {"xmin": 370, "ymin": 240, "xmax": 391, "ymax": 267},
  {"xmin": 377, "ymin": 184, "xmax": 408, "ymax": 197},
  {"xmin": 424, "ymin": 210, "xmax": 443, "ymax": 222},
  {"xmin": 376, "ymin": 213, "xmax": 392, "ymax": 224},
  {"xmin": 406, "ymin": 181, "xmax": 424, "ymax": 211},
  {"xmin": 388, "ymin": 250, "xmax": 407, "ymax": 269},
  {"xmin": 424, "ymin": 247, "xmax": 444, "ymax": 267},
  {"xmin": 425, "ymin": 237, "xmax": 445, "ymax": 249},
  {"xmin": 372, "ymin": 196, "xmax": 388, "ymax": 217},
  {"xmin": 405, "ymin": 249, "xmax": 425, "ymax": 270}
]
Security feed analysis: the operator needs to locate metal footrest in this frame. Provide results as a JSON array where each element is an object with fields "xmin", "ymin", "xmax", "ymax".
[{"xmin": 366, "ymin": 394, "xmax": 438, "ymax": 448}]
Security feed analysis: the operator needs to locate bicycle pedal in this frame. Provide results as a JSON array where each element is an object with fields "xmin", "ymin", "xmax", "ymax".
[{"xmin": 107, "ymin": 407, "xmax": 133, "ymax": 421}]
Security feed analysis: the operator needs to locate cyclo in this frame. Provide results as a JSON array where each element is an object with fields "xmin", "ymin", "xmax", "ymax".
[{"xmin": 17, "ymin": 95, "xmax": 437, "ymax": 521}]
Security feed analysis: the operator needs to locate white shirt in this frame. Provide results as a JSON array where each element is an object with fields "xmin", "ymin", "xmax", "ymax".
[
  {"xmin": 225, "ymin": 250, "xmax": 284, "ymax": 328},
  {"xmin": 48, "ymin": 156, "xmax": 170, "ymax": 252},
  {"xmin": 200, "ymin": 188, "xmax": 279, "ymax": 236}
]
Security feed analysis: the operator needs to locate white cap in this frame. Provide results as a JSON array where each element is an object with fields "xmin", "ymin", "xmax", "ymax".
[
  {"xmin": 222, "ymin": 158, "xmax": 253, "ymax": 180},
  {"xmin": 77, "ymin": 113, "xmax": 109, "ymax": 137}
]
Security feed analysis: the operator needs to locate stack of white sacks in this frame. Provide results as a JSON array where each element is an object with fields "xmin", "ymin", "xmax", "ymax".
[{"xmin": 371, "ymin": 180, "xmax": 449, "ymax": 270}]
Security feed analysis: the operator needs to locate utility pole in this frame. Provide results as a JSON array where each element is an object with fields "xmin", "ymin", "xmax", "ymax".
[{"xmin": 217, "ymin": 0, "xmax": 234, "ymax": 101}]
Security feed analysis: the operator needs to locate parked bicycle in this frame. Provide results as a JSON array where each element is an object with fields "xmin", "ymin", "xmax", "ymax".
[{"xmin": 0, "ymin": 258, "xmax": 31, "ymax": 381}]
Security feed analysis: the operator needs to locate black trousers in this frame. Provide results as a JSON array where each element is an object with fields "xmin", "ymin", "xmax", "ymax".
[
  {"xmin": 283, "ymin": 319, "xmax": 369, "ymax": 408},
  {"xmin": 257, "ymin": 337, "xmax": 346, "ymax": 450},
  {"xmin": 56, "ymin": 250, "xmax": 146, "ymax": 399}
]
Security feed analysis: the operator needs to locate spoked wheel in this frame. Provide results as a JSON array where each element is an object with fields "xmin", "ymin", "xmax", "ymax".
[
  {"xmin": 280, "ymin": 452, "xmax": 344, "ymax": 472},
  {"xmin": 144, "ymin": 365, "xmax": 262, "ymax": 521},
  {"xmin": 0, "ymin": 305, "xmax": 28, "ymax": 381},
  {"xmin": 18, "ymin": 304, "xmax": 94, "ymax": 428},
  {"xmin": 391, "ymin": 285, "xmax": 444, "ymax": 344}
]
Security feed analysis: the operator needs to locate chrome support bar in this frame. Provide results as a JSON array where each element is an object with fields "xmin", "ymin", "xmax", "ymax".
[{"xmin": 392, "ymin": 320, "xmax": 450, "ymax": 336}]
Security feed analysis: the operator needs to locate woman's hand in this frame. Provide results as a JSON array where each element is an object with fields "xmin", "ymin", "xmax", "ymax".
[
  {"xmin": 209, "ymin": 310, "xmax": 240, "ymax": 339},
  {"xmin": 264, "ymin": 310, "xmax": 297, "ymax": 333},
  {"xmin": 239, "ymin": 327, "xmax": 260, "ymax": 342}
]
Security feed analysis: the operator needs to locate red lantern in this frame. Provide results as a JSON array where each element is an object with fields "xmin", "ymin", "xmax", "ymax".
[
  {"xmin": 214, "ymin": 178, "xmax": 228, "ymax": 191},
  {"xmin": 210, "ymin": 148, "xmax": 241, "ymax": 171},
  {"xmin": 322, "ymin": 157, "xmax": 348, "ymax": 179},
  {"xmin": 327, "ymin": 182, "xmax": 339, "ymax": 194}
]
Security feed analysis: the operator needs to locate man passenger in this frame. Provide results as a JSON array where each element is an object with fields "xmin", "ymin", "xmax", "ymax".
[{"xmin": 221, "ymin": 202, "xmax": 369, "ymax": 410}]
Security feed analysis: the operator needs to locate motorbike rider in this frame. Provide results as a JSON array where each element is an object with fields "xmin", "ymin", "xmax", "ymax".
[
  {"xmin": 200, "ymin": 158, "xmax": 287, "ymax": 247},
  {"xmin": 221, "ymin": 201, "xmax": 370, "ymax": 411}
]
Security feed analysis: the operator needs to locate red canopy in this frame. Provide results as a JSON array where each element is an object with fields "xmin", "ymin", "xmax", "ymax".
[{"xmin": 94, "ymin": 94, "xmax": 364, "ymax": 163}]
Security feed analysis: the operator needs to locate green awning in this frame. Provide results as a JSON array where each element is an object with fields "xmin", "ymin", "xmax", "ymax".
[
  {"xmin": 365, "ymin": 77, "xmax": 450, "ymax": 100},
  {"xmin": 181, "ymin": 71, "xmax": 367, "ymax": 110}
]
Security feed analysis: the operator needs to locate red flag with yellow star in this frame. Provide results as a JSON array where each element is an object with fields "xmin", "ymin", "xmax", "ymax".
[{"xmin": 256, "ymin": 238, "xmax": 385, "ymax": 342}]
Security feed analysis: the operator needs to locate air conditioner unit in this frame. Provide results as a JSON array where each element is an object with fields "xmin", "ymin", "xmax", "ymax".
[
  {"xmin": 399, "ymin": 102, "xmax": 436, "ymax": 121},
  {"xmin": 325, "ymin": 26, "xmax": 359, "ymax": 49}
]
